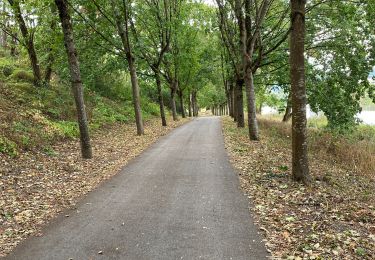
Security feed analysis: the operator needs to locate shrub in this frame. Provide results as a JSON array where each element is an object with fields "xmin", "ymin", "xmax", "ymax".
[
  {"xmin": 1, "ymin": 64, "xmax": 14, "ymax": 77},
  {"xmin": 0, "ymin": 57, "xmax": 15, "ymax": 77},
  {"xmin": 52, "ymin": 121, "xmax": 79, "ymax": 139},
  {"xmin": 0, "ymin": 136, "xmax": 18, "ymax": 157},
  {"xmin": 11, "ymin": 69, "xmax": 34, "ymax": 83}
]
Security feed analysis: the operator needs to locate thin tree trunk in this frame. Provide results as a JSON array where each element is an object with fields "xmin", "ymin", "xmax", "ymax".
[
  {"xmin": 282, "ymin": 91, "xmax": 292, "ymax": 122},
  {"xmin": 155, "ymin": 71, "xmax": 167, "ymax": 126},
  {"xmin": 178, "ymin": 90, "xmax": 186, "ymax": 118},
  {"xmin": 229, "ymin": 82, "xmax": 234, "ymax": 117},
  {"xmin": 44, "ymin": 3, "xmax": 57, "ymax": 84},
  {"xmin": 128, "ymin": 57, "xmax": 144, "ymax": 135},
  {"xmin": 8, "ymin": 0, "xmax": 42, "ymax": 86},
  {"xmin": 55, "ymin": 0, "xmax": 92, "ymax": 159},
  {"xmin": 232, "ymin": 81, "xmax": 237, "ymax": 121},
  {"xmin": 112, "ymin": 0, "xmax": 144, "ymax": 135},
  {"xmin": 256, "ymin": 103, "xmax": 262, "ymax": 114},
  {"xmin": 244, "ymin": 69, "xmax": 259, "ymax": 139},
  {"xmin": 188, "ymin": 92, "xmax": 192, "ymax": 117},
  {"xmin": 170, "ymin": 80, "xmax": 178, "ymax": 121},
  {"xmin": 10, "ymin": 34, "xmax": 17, "ymax": 56},
  {"xmin": 1, "ymin": 3, "xmax": 7, "ymax": 48},
  {"xmin": 44, "ymin": 50, "xmax": 54, "ymax": 83},
  {"xmin": 236, "ymin": 78, "xmax": 245, "ymax": 127},
  {"xmin": 290, "ymin": 0, "xmax": 310, "ymax": 184},
  {"xmin": 192, "ymin": 91, "xmax": 198, "ymax": 117}
]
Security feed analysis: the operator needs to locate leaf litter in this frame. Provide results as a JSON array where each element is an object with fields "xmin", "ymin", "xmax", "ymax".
[
  {"xmin": 222, "ymin": 117, "xmax": 374, "ymax": 259},
  {"xmin": 0, "ymin": 117, "xmax": 190, "ymax": 257}
]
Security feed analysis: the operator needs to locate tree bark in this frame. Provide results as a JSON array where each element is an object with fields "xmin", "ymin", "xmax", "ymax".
[
  {"xmin": 44, "ymin": 50, "xmax": 54, "ymax": 83},
  {"xmin": 111, "ymin": 0, "xmax": 144, "ymax": 135},
  {"xmin": 178, "ymin": 89, "xmax": 186, "ymax": 118},
  {"xmin": 256, "ymin": 102, "xmax": 263, "ymax": 114},
  {"xmin": 282, "ymin": 91, "xmax": 292, "ymax": 122},
  {"xmin": 229, "ymin": 81, "xmax": 234, "ymax": 117},
  {"xmin": 244, "ymin": 69, "xmax": 259, "ymax": 139},
  {"xmin": 10, "ymin": 34, "xmax": 17, "ymax": 56},
  {"xmin": 236, "ymin": 78, "xmax": 245, "ymax": 127},
  {"xmin": 192, "ymin": 91, "xmax": 198, "ymax": 117},
  {"xmin": 128, "ymin": 55, "xmax": 144, "ymax": 135},
  {"xmin": 236, "ymin": 0, "xmax": 259, "ymax": 139},
  {"xmin": 44, "ymin": 3, "xmax": 57, "ymax": 84},
  {"xmin": 8, "ymin": 0, "xmax": 42, "ymax": 86},
  {"xmin": 55, "ymin": 0, "xmax": 92, "ymax": 159},
  {"xmin": 1, "ymin": 2, "xmax": 7, "ymax": 49},
  {"xmin": 169, "ymin": 80, "xmax": 178, "ymax": 121},
  {"xmin": 188, "ymin": 92, "xmax": 192, "ymax": 117},
  {"xmin": 232, "ymin": 81, "xmax": 237, "ymax": 121},
  {"xmin": 155, "ymin": 71, "xmax": 167, "ymax": 126},
  {"xmin": 290, "ymin": 0, "xmax": 310, "ymax": 183}
]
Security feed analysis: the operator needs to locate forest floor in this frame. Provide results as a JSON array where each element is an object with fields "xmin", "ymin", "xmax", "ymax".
[
  {"xmin": 0, "ymin": 117, "xmax": 190, "ymax": 256},
  {"xmin": 222, "ymin": 116, "xmax": 375, "ymax": 260}
]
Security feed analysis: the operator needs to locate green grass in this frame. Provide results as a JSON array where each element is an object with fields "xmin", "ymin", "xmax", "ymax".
[{"xmin": 0, "ymin": 56, "xmax": 161, "ymax": 157}]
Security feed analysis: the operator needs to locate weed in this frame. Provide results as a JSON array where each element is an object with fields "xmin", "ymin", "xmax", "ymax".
[
  {"xmin": 10, "ymin": 69, "xmax": 34, "ymax": 83},
  {"xmin": 0, "ymin": 136, "xmax": 18, "ymax": 157}
]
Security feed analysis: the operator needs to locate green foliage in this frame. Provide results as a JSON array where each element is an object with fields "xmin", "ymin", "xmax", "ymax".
[
  {"xmin": 141, "ymin": 99, "xmax": 160, "ymax": 119},
  {"xmin": 306, "ymin": 0, "xmax": 375, "ymax": 129},
  {"xmin": 42, "ymin": 146, "xmax": 58, "ymax": 156},
  {"xmin": 51, "ymin": 121, "xmax": 79, "ymax": 138},
  {"xmin": 0, "ymin": 57, "xmax": 16, "ymax": 79},
  {"xmin": 10, "ymin": 69, "xmax": 35, "ymax": 83},
  {"xmin": 0, "ymin": 136, "xmax": 18, "ymax": 157}
]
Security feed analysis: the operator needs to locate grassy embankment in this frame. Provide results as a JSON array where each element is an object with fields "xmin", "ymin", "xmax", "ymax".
[{"xmin": 0, "ymin": 55, "xmax": 161, "ymax": 157}]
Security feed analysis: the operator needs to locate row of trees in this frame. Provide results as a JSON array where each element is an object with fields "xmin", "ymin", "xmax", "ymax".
[
  {"xmin": 1, "ymin": 0, "xmax": 374, "ymax": 184},
  {"xmin": 211, "ymin": 0, "xmax": 374, "ymax": 184},
  {"xmin": 1, "ymin": 0, "xmax": 221, "ymax": 159}
]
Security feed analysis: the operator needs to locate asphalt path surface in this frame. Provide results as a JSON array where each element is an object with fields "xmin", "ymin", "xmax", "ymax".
[{"xmin": 6, "ymin": 117, "xmax": 268, "ymax": 260}]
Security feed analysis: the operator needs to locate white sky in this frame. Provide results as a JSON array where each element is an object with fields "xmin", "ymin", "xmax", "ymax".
[{"xmin": 202, "ymin": 0, "xmax": 216, "ymax": 6}]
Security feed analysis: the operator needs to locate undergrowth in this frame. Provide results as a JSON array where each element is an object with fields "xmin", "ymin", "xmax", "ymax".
[
  {"xmin": 258, "ymin": 116, "xmax": 375, "ymax": 178},
  {"xmin": 0, "ymin": 56, "xmax": 161, "ymax": 156}
]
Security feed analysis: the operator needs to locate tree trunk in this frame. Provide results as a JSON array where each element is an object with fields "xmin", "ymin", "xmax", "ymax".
[
  {"xmin": 8, "ymin": 0, "xmax": 42, "ymax": 86},
  {"xmin": 244, "ymin": 69, "xmax": 259, "ymax": 140},
  {"xmin": 112, "ymin": 0, "xmax": 144, "ymax": 135},
  {"xmin": 128, "ymin": 57, "xmax": 144, "ymax": 135},
  {"xmin": 232, "ymin": 82, "xmax": 237, "ymax": 121},
  {"xmin": 10, "ymin": 34, "xmax": 17, "ymax": 56},
  {"xmin": 236, "ymin": 78, "xmax": 245, "ymax": 127},
  {"xmin": 170, "ymin": 80, "xmax": 178, "ymax": 121},
  {"xmin": 1, "ymin": 3, "xmax": 7, "ymax": 48},
  {"xmin": 55, "ymin": 0, "xmax": 92, "ymax": 159},
  {"xmin": 44, "ymin": 3, "xmax": 57, "ymax": 84},
  {"xmin": 282, "ymin": 91, "xmax": 292, "ymax": 122},
  {"xmin": 178, "ymin": 90, "xmax": 186, "ymax": 118},
  {"xmin": 290, "ymin": 0, "xmax": 310, "ymax": 184},
  {"xmin": 256, "ymin": 102, "xmax": 263, "ymax": 114},
  {"xmin": 155, "ymin": 71, "xmax": 167, "ymax": 126},
  {"xmin": 229, "ymin": 82, "xmax": 234, "ymax": 117},
  {"xmin": 44, "ymin": 50, "xmax": 54, "ymax": 83},
  {"xmin": 188, "ymin": 92, "xmax": 192, "ymax": 117},
  {"xmin": 236, "ymin": 0, "xmax": 258, "ymax": 138},
  {"xmin": 192, "ymin": 91, "xmax": 198, "ymax": 117}
]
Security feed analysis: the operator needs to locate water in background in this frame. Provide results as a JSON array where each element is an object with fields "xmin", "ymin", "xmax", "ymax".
[{"xmin": 261, "ymin": 106, "xmax": 375, "ymax": 125}]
